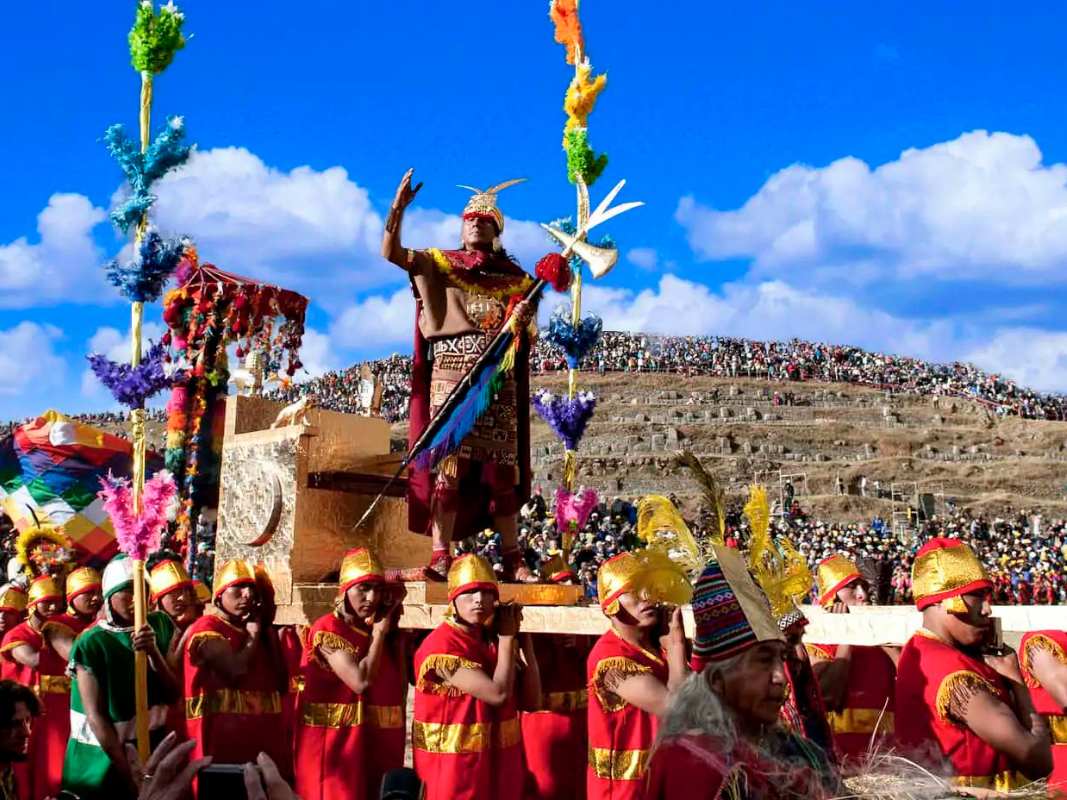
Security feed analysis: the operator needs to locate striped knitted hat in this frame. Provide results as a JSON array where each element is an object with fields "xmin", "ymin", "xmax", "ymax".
[{"xmin": 690, "ymin": 545, "xmax": 783, "ymax": 672}]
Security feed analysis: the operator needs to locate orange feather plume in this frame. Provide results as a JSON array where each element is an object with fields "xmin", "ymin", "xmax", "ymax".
[{"xmin": 550, "ymin": 0, "xmax": 584, "ymax": 65}]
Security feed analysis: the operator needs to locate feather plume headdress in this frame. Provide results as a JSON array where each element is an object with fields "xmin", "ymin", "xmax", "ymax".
[
  {"xmin": 15, "ymin": 524, "xmax": 74, "ymax": 580},
  {"xmin": 744, "ymin": 485, "xmax": 813, "ymax": 629},
  {"xmin": 675, "ymin": 451, "xmax": 727, "ymax": 547},
  {"xmin": 458, "ymin": 178, "xmax": 527, "ymax": 233},
  {"xmin": 636, "ymin": 495, "xmax": 703, "ymax": 577}
]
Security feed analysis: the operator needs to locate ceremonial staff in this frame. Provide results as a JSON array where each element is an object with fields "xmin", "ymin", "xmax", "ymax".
[
  {"xmin": 352, "ymin": 178, "xmax": 639, "ymax": 532},
  {"xmin": 96, "ymin": 1, "xmax": 189, "ymax": 761}
]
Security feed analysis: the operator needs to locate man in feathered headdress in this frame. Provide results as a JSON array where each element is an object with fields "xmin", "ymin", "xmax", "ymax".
[
  {"xmin": 646, "ymin": 546, "xmax": 838, "ymax": 800},
  {"xmin": 744, "ymin": 486, "xmax": 834, "ymax": 757},
  {"xmin": 896, "ymin": 538, "xmax": 1052, "ymax": 790},
  {"xmin": 383, "ymin": 170, "xmax": 539, "ymax": 582}
]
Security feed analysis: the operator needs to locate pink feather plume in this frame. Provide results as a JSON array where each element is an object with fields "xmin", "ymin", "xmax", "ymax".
[
  {"xmin": 555, "ymin": 487, "xmax": 599, "ymax": 534},
  {"xmin": 98, "ymin": 470, "xmax": 177, "ymax": 561}
]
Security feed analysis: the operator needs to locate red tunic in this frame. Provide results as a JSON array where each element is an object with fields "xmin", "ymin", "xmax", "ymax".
[
  {"xmin": 896, "ymin": 629, "xmax": 1027, "ymax": 791},
  {"xmin": 277, "ymin": 624, "xmax": 307, "ymax": 758},
  {"xmin": 523, "ymin": 634, "xmax": 592, "ymax": 800},
  {"xmin": 294, "ymin": 613, "xmax": 404, "ymax": 800},
  {"xmin": 363, "ymin": 633, "xmax": 407, "ymax": 795},
  {"xmin": 586, "ymin": 629, "xmax": 668, "ymax": 800},
  {"xmin": 181, "ymin": 614, "xmax": 289, "ymax": 795},
  {"xmin": 646, "ymin": 733, "xmax": 830, "ymax": 800},
  {"xmin": 1019, "ymin": 630, "xmax": 1067, "ymax": 789},
  {"xmin": 413, "ymin": 620, "xmax": 522, "ymax": 800},
  {"xmin": 808, "ymin": 643, "xmax": 895, "ymax": 761},
  {"xmin": 0, "ymin": 618, "xmax": 73, "ymax": 800}
]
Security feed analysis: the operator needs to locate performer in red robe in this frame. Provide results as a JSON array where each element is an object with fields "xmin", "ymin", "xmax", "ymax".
[
  {"xmin": 149, "ymin": 559, "xmax": 201, "ymax": 634},
  {"xmin": 0, "ymin": 586, "xmax": 27, "ymax": 679},
  {"xmin": 896, "ymin": 538, "xmax": 1052, "ymax": 790},
  {"xmin": 0, "ymin": 576, "xmax": 73, "ymax": 800},
  {"xmin": 808, "ymin": 554, "xmax": 896, "ymax": 763},
  {"xmin": 586, "ymin": 552, "xmax": 690, "ymax": 800},
  {"xmin": 646, "ymin": 545, "xmax": 837, "ymax": 800},
  {"xmin": 522, "ymin": 633, "xmax": 593, "ymax": 800},
  {"xmin": 1019, "ymin": 629, "xmax": 1067, "ymax": 789},
  {"xmin": 181, "ymin": 560, "xmax": 290, "ymax": 796},
  {"xmin": 294, "ymin": 547, "xmax": 405, "ymax": 800},
  {"xmin": 413, "ymin": 554, "xmax": 538, "ymax": 800},
  {"xmin": 63, "ymin": 566, "xmax": 103, "ymax": 634},
  {"xmin": 383, "ymin": 170, "xmax": 540, "ymax": 582}
]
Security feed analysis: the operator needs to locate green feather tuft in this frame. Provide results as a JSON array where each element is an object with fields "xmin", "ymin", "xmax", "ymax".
[
  {"xmin": 564, "ymin": 128, "xmax": 608, "ymax": 186},
  {"xmin": 129, "ymin": 1, "xmax": 187, "ymax": 75}
]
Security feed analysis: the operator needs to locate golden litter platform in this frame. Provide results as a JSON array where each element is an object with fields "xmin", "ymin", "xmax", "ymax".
[{"xmin": 213, "ymin": 397, "xmax": 583, "ymax": 626}]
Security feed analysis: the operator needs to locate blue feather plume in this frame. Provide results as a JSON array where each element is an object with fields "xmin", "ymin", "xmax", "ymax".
[
  {"xmin": 544, "ymin": 306, "xmax": 602, "ymax": 369},
  {"xmin": 105, "ymin": 115, "xmax": 193, "ymax": 233},
  {"xmin": 105, "ymin": 230, "xmax": 188, "ymax": 302}
]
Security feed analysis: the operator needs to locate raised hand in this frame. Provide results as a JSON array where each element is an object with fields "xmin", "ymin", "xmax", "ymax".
[{"xmin": 392, "ymin": 168, "xmax": 423, "ymax": 212}]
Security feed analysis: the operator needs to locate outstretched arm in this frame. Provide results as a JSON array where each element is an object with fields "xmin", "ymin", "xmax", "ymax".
[{"xmin": 382, "ymin": 168, "xmax": 424, "ymax": 268}]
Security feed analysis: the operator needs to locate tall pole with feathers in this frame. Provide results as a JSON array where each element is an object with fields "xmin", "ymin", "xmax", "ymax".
[
  {"xmin": 100, "ymin": 0, "xmax": 189, "ymax": 762},
  {"xmin": 541, "ymin": 0, "xmax": 638, "ymax": 557}
]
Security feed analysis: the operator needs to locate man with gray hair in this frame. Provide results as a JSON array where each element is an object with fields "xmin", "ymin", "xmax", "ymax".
[{"xmin": 645, "ymin": 546, "xmax": 837, "ymax": 800}]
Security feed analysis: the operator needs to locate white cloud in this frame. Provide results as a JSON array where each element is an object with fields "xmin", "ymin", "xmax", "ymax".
[
  {"xmin": 626, "ymin": 247, "xmax": 658, "ymax": 270},
  {"xmin": 294, "ymin": 327, "xmax": 342, "ymax": 379},
  {"xmin": 677, "ymin": 130, "xmax": 1067, "ymax": 288},
  {"xmin": 148, "ymin": 147, "xmax": 388, "ymax": 296},
  {"xmin": 148, "ymin": 147, "xmax": 550, "ymax": 307},
  {"xmin": 964, "ymin": 329, "xmax": 1067, "ymax": 393},
  {"xmin": 0, "ymin": 322, "xmax": 66, "ymax": 402},
  {"xmin": 0, "ymin": 194, "xmax": 107, "ymax": 308},
  {"xmin": 330, "ymin": 287, "xmax": 415, "ymax": 349}
]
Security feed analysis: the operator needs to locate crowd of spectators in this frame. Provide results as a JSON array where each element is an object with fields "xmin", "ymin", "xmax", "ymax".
[
  {"xmin": 461, "ymin": 490, "xmax": 1067, "ymax": 606},
  {"xmin": 267, "ymin": 331, "xmax": 1067, "ymax": 423}
]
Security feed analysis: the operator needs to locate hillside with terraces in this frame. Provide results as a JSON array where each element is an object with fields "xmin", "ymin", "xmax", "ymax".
[{"xmin": 515, "ymin": 372, "xmax": 1067, "ymax": 522}]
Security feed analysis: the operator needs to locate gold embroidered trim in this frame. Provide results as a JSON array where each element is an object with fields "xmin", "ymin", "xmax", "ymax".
[
  {"xmin": 826, "ymin": 707, "xmax": 894, "ymax": 735},
  {"xmin": 185, "ymin": 688, "xmax": 282, "ymax": 720},
  {"xmin": 588, "ymin": 745, "xmax": 651, "ymax": 781},
  {"xmin": 416, "ymin": 654, "xmax": 481, "ymax": 697},
  {"xmin": 805, "ymin": 643, "xmax": 834, "ymax": 662},
  {"xmin": 412, "ymin": 718, "xmax": 520, "ymax": 754},
  {"xmin": 428, "ymin": 248, "xmax": 533, "ymax": 301},
  {"xmin": 935, "ymin": 670, "xmax": 996, "ymax": 725},
  {"xmin": 592, "ymin": 656, "xmax": 651, "ymax": 713},
  {"xmin": 1022, "ymin": 634, "xmax": 1067, "ymax": 689}
]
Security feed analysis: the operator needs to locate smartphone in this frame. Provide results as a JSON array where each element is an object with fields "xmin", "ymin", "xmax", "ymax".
[{"xmin": 200, "ymin": 763, "xmax": 248, "ymax": 798}]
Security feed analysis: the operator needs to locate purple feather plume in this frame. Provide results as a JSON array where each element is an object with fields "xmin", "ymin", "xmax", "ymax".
[
  {"xmin": 87, "ymin": 341, "xmax": 181, "ymax": 409},
  {"xmin": 532, "ymin": 389, "xmax": 597, "ymax": 450}
]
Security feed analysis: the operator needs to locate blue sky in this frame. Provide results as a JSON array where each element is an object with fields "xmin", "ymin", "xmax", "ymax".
[{"xmin": 5, "ymin": 1, "xmax": 1067, "ymax": 420}]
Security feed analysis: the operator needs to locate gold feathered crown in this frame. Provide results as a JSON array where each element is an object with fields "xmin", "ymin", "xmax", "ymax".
[
  {"xmin": 744, "ymin": 485, "xmax": 813, "ymax": 628},
  {"xmin": 458, "ymin": 178, "xmax": 527, "ymax": 233},
  {"xmin": 15, "ymin": 525, "xmax": 73, "ymax": 580},
  {"xmin": 636, "ymin": 495, "xmax": 703, "ymax": 576}
]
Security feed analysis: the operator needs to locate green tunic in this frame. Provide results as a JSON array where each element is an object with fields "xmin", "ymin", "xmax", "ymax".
[{"xmin": 60, "ymin": 611, "xmax": 176, "ymax": 799}]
